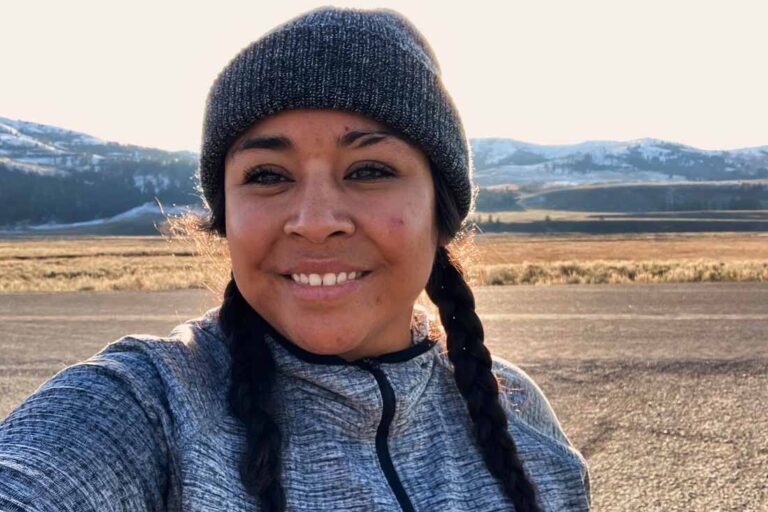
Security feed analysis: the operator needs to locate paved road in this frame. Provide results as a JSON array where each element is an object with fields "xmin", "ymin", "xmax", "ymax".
[{"xmin": 1, "ymin": 282, "xmax": 766, "ymax": 511}]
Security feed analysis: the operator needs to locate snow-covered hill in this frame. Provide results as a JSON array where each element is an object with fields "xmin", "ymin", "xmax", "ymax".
[
  {"xmin": 0, "ymin": 116, "xmax": 199, "ymax": 227},
  {"xmin": 0, "ymin": 115, "xmax": 196, "ymax": 181},
  {"xmin": 470, "ymin": 137, "xmax": 768, "ymax": 186}
]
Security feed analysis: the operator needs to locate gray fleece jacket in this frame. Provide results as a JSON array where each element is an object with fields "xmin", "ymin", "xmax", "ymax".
[{"xmin": 0, "ymin": 307, "xmax": 590, "ymax": 511}]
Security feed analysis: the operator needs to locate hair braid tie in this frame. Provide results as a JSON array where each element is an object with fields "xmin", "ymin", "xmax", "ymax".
[{"xmin": 426, "ymin": 247, "xmax": 540, "ymax": 512}]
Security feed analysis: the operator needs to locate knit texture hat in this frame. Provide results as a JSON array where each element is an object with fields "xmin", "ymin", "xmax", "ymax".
[{"xmin": 198, "ymin": 5, "xmax": 475, "ymax": 220}]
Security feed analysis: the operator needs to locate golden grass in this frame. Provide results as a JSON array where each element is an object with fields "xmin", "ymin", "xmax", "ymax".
[
  {"xmin": 0, "ymin": 236, "xmax": 219, "ymax": 293},
  {"xmin": 473, "ymin": 259, "xmax": 768, "ymax": 286},
  {"xmin": 1, "ymin": 232, "xmax": 765, "ymax": 293},
  {"xmin": 464, "ymin": 232, "xmax": 768, "ymax": 285},
  {"xmin": 0, "ymin": 254, "xmax": 207, "ymax": 293}
]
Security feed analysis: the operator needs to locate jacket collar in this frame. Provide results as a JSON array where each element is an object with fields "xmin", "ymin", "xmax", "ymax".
[
  {"xmin": 263, "ymin": 316, "xmax": 442, "ymax": 438},
  {"xmin": 200, "ymin": 306, "xmax": 444, "ymax": 439}
]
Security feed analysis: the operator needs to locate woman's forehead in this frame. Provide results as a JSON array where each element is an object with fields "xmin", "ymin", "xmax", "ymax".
[
  {"xmin": 239, "ymin": 109, "xmax": 386, "ymax": 139},
  {"xmin": 226, "ymin": 109, "xmax": 415, "ymax": 159}
]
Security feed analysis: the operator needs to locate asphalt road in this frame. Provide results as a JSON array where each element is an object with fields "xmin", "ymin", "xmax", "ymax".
[{"xmin": 1, "ymin": 282, "xmax": 766, "ymax": 511}]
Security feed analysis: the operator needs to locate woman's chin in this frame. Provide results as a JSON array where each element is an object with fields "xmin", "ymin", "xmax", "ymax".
[{"xmin": 288, "ymin": 331, "xmax": 364, "ymax": 358}]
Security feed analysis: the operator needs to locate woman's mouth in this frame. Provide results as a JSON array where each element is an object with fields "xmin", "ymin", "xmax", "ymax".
[
  {"xmin": 286, "ymin": 271, "xmax": 369, "ymax": 287},
  {"xmin": 281, "ymin": 270, "xmax": 372, "ymax": 301}
]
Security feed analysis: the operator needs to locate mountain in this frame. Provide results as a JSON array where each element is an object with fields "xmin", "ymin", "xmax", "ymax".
[
  {"xmin": 0, "ymin": 116, "xmax": 200, "ymax": 227},
  {"xmin": 1, "ymin": 115, "xmax": 767, "ymax": 232},
  {"xmin": 470, "ymin": 137, "xmax": 768, "ymax": 187}
]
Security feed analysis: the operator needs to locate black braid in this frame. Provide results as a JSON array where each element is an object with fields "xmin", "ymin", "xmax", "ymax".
[
  {"xmin": 219, "ymin": 276, "xmax": 286, "ymax": 511},
  {"xmin": 426, "ymin": 246, "xmax": 540, "ymax": 512}
]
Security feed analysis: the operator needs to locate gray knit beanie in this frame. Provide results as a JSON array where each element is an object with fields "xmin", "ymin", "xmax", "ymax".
[{"xmin": 198, "ymin": 5, "xmax": 475, "ymax": 220}]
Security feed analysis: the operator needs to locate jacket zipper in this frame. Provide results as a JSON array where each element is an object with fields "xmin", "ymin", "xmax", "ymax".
[{"xmin": 357, "ymin": 358, "xmax": 416, "ymax": 512}]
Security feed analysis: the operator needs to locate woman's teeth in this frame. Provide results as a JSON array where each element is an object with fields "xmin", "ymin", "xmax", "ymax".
[{"xmin": 290, "ymin": 272, "xmax": 363, "ymax": 286}]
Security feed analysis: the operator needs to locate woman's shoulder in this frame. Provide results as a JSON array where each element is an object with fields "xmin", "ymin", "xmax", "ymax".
[
  {"xmin": 489, "ymin": 355, "xmax": 574, "ymax": 449},
  {"xmin": 490, "ymin": 355, "xmax": 592, "ymax": 506},
  {"xmin": 432, "ymin": 347, "xmax": 591, "ymax": 506},
  {"xmin": 431, "ymin": 346, "xmax": 578, "ymax": 453},
  {"xmin": 0, "ymin": 311, "xmax": 229, "ymax": 510},
  {"xmin": 96, "ymin": 306, "xmax": 229, "ymax": 382},
  {"xmin": 9, "ymin": 307, "xmax": 231, "ymax": 430},
  {"xmin": 90, "ymin": 306, "xmax": 230, "ymax": 411}
]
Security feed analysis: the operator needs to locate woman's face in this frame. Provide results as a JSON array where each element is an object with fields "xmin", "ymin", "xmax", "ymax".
[{"xmin": 223, "ymin": 109, "xmax": 439, "ymax": 361}]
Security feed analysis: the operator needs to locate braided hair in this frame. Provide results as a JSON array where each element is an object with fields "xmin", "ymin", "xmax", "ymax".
[
  {"xmin": 206, "ymin": 159, "xmax": 539, "ymax": 511},
  {"xmin": 219, "ymin": 277, "xmax": 285, "ymax": 509}
]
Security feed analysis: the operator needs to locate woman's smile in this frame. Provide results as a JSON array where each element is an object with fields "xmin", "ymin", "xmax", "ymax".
[
  {"xmin": 281, "ymin": 269, "xmax": 372, "ymax": 302},
  {"xmin": 288, "ymin": 271, "xmax": 366, "ymax": 286}
]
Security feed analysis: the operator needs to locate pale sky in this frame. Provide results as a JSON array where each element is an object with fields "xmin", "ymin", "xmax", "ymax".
[{"xmin": 2, "ymin": 0, "xmax": 766, "ymax": 152}]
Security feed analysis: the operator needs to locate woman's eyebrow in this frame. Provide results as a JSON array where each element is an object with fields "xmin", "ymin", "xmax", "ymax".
[
  {"xmin": 339, "ymin": 129, "xmax": 400, "ymax": 148},
  {"xmin": 231, "ymin": 129, "xmax": 401, "ymax": 156},
  {"xmin": 232, "ymin": 135, "xmax": 291, "ymax": 154}
]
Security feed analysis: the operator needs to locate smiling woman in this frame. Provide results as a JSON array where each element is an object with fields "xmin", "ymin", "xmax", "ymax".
[{"xmin": 0, "ymin": 6, "xmax": 589, "ymax": 512}]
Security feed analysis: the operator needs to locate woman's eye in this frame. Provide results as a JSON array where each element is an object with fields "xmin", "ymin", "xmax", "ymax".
[
  {"xmin": 347, "ymin": 164, "xmax": 395, "ymax": 180},
  {"xmin": 243, "ymin": 167, "xmax": 291, "ymax": 185}
]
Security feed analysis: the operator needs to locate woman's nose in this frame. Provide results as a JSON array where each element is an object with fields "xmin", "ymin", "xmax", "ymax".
[{"xmin": 283, "ymin": 182, "xmax": 355, "ymax": 243}]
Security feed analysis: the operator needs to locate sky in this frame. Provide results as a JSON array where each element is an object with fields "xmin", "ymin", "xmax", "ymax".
[{"xmin": 2, "ymin": 0, "xmax": 766, "ymax": 153}]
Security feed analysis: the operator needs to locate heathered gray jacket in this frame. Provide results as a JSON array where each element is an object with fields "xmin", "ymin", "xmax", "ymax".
[{"xmin": 0, "ymin": 308, "xmax": 590, "ymax": 511}]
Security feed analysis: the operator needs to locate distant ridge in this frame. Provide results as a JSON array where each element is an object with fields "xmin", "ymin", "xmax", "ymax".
[
  {"xmin": 470, "ymin": 137, "xmax": 768, "ymax": 187},
  {"xmin": 0, "ymin": 116, "xmax": 200, "ymax": 228},
  {"xmin": 1, "ymin": 115, "xmax": 766, "ymax": 232}
]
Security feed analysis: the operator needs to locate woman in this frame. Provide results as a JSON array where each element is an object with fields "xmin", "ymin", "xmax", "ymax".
[{"xmin": 0, "ymin": 6, "xmax": 590, "ymax": 511}]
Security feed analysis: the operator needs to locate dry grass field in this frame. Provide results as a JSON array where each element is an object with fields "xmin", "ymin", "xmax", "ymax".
[
  {"xmin": 0, "ymin": 236, "xmax": 226, "ymax": 293},
  {"xmin": 469, "ymin": 232, "xmax": 768, "ymax": 285},
  {"xmin": 0, "ymin": 232, "xmax": 766, "ymax": 293}
]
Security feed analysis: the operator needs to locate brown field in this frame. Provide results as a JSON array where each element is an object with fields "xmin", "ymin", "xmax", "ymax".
[
  {"xmin": 468, "ymin": 232, "xmax": 768, "ymax": 285},
  {"xmin": 0, "ymin": 232, "xmax": 766, "ymax": 293},
  {"xmin": 0, "ymin": 236, "xmax": 227, "ymax": 293}
]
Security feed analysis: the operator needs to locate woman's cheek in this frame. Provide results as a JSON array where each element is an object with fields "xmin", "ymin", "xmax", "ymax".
[
  {"xmin": 227, "ymin": 197, "xmax": 269, "ymax": 235},
  {"xmin": 379, "ymin": 205, "xmax": 437, "ymax": 257},
  {"xmin": 226, "ymin": 199, "xmax": 273, "ymax": 263},
  {"xmin": 386, "ymin": 215, "xmax": 406, "ymax": 233}
]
